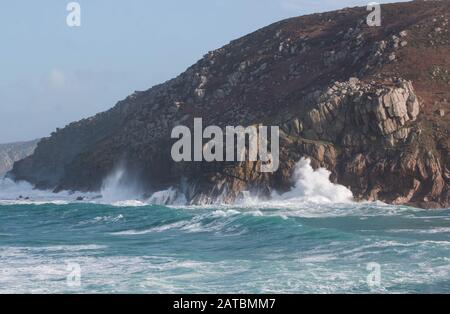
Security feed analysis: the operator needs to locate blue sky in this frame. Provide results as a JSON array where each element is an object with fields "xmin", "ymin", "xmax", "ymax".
[{"xmin": 0, "ymin": 0, "xmax": 409, "ymax": 143}]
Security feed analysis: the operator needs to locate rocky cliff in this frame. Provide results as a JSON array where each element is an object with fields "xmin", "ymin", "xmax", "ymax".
[
  {"xmin": 0, "ymin": 140, "xmax": 39, "ymax": 176},
  {"xmin": 10, "ymin": 0, "xmax": 450, "ymax": 208}
]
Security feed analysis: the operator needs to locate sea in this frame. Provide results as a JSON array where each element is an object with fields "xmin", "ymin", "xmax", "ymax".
[{"xmin": 0, "ymin": 159, "xmax": 449, "ymax": 293}]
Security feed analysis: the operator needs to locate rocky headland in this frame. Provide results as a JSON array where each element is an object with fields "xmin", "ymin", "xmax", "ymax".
[{"xmin": 9, "ymin": 1, "xmax": 450, "ymax": 208}]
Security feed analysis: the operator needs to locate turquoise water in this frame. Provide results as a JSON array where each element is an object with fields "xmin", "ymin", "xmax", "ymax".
[{"xmin": 0, "ymin": 201, "xmax": 449, "ymax": 293}]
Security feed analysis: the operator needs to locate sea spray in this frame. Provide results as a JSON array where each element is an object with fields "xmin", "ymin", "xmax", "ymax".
[
  {"xmin": 1, "ymin": 158, "xmax": 352, "ymax": 206},
  {"xmin": 100, "ymin": 165, "xmax": 189, "ymax": 205},
  {"xmin": 275, "ymin": 158, "xmax": 353, "ymax": 203},
  {"xmin": 238, "ymin": 158, "xmax": 353, "ymax": 207},
  {"xmin": 148, "ymin": 187, "xmax": 187, "ymax": 205},
  {"xmin": 0, "ymin": 177, "xmax": 93, "ymax": 204},
  {"xmin": 0, "ymin": 177, "xmax": 36, "ymax": 200},
  {"xmin": 100, "ymin": 165, "xmax": 145, "ymax": 203}
]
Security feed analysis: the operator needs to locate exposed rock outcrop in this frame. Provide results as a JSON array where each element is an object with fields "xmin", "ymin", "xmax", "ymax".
[
  {"xmin": 9, "ymin": 0, "xmax": 450, "ymax": 208},
  {"xmin": 0, "ymin": 140, "xmax": 39, "ymax": 176}
]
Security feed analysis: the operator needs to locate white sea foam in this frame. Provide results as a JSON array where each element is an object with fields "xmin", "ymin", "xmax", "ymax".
[
  {"xmin": 111, "ymin": 209, "xmax": 249, "ymax": 236},
  {"xmin": 0, "ymin": 177, "xmax": 94, "ymax": 204},
  {"xmin": 233, "ymin": 158, "xmax": 353, "ymax": 211},
  {"xmin": 110, "ymin": 200, "xmax": 148, "ymax": 207},
  {"xmin": 100, "ymin": 166, "xmax": 144, "ymax": 203},
  {"xmin": 96, "ymin": 165, "xmax": 189, "ymax": 206},
  {"xmin": 176, "ymin": 158, "xmax": 357, "ymax": 215},
  {"xmin": 112, "ymin": 221, "xmax": 190, "ymax": 235},
  {"xmin": 0, "ymin": 172, "xmax": 188, "ymax": 207},
  {"xmin": 148, "ymin": 187, "xmax": 187, "ymax": 205},
  {"xmin": 278, "ymin": 158, "xmax": 353, "ymax": 202},
  {"xmin": 387, "ymin": 227, "xmax": 450, "ymax": 234},
  {"xmin": 211, "ymin": 209, "xmax": 241, "ymax": 218},
  {"xmin": 1, "ymin": 242, "xmax": 448, "ymax": 293},
  {"xmin": 0, "ymin": 158, "xmax": 353, "ymax": 209},
  {"xmin": 0, "ymin": 158, "xmax": 436, "ymax": 219}
]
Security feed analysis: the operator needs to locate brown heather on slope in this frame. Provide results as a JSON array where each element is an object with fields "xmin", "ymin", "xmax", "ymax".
[{"xmin": 10, "ymin": 0, "xmax": 450, "ymax": 208}]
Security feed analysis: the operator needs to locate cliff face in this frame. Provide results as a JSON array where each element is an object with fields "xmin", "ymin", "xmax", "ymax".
[
  {"xmin": 10, "ymin": 0, "xmax": 450, "ymax": 208},
  {"xmin": 0, "ymin": 140, "xmax": 39, "ymax": 176}
]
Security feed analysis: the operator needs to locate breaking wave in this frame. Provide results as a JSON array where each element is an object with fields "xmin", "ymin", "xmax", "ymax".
[
  {"xmin": 1, "ymin": 158, "xmax": 354, "ymax": 209},
  {"xmin": 276, "ymin": 158, "xmax": 353, "ymax": 203},
  {"xmin": 100, "ymin": 166, "xmax": 145, "ymax": 204},
  {"xmin": 148, "ymin": 187, "xmax": 187, "ymax": 206},
  {"xmin": 236, "ymin": 158, "xmax": 353, "ymax": 209},
  {"xmin": 0, "ymin": 177, "xmax": 92, "ymax": 205}
]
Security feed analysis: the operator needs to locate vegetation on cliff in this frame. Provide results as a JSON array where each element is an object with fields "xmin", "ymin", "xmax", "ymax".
[{"xmin": 10, "ymin": 0, "xmax": 450, "ymax": 208}]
